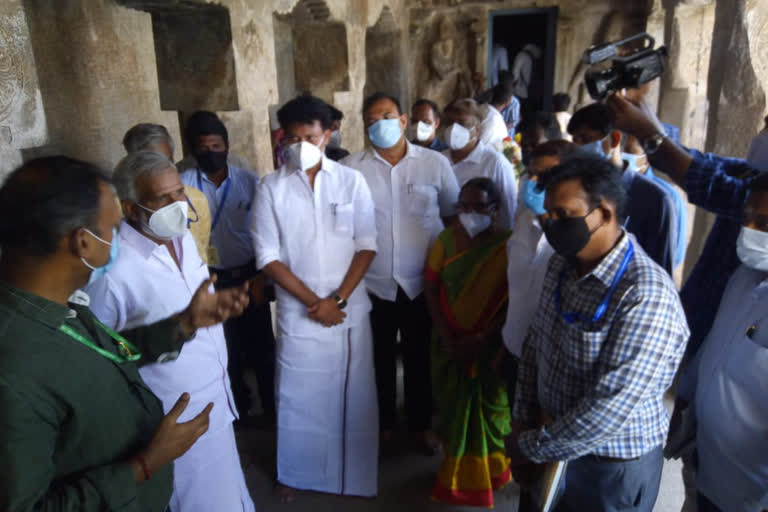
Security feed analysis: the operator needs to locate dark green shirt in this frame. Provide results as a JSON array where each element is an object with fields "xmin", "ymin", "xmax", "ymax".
[{"xmin": 0, "ymin": 282, "xmax": 187, "ymax": 511}]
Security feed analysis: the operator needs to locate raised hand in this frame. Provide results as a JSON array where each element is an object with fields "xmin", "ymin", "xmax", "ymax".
[
  {"xmin": 179, "ymin": 275, "xmax": 250, "ymax": 335},
  {"xmin": 140, "ymin": 393, "xmax": 213, "ymax": 477}
]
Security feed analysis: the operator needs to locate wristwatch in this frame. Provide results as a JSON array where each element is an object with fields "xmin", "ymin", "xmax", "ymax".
[
  {"xmin": 641, "ymin": 132, "xmax": 666, "ymax": 155},
  {"xmin": 333, "ymin": 293, "xmax": 348, "ymax": 310}
]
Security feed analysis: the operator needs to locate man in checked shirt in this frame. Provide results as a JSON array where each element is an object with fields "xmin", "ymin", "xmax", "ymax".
[{"xmin": 505, "ymin": 155, "xmax": 689, "ymax": 512}]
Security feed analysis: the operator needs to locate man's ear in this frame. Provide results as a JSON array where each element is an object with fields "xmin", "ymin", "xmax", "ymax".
[
  {"xmin": 121, "ymin": 199, "xmax": 139, "ymax": 223},
  {"xmin": 598, "ymin": 201, "xmax": 615, "ymax": 226},
  {"xmin": 399, "ymin": 113, "xmax": 408, "ymax": 131}
]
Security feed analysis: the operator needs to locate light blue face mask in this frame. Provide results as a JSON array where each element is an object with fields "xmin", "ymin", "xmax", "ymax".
[
  {"xmin": 622, "ymin": 152, "xmax": 642, "ymax": 173},
  {"xmin": 368, "ymin": 118, "xmax": 402, "ymax": 149},
  {"xmin": 581, "ymin": 135, "xmax": 612, "ymax": 159},
  {"xmin": 522, "ymin": 177, "xmax": 547, "ymax": 215},
  {"xmin": 82, "ymin": 227, "xmax": 119, "ymax": 284}
]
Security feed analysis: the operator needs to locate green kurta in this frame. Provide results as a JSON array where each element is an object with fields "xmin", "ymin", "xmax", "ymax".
[{"xmin": 0, "ymin": 281, "xmax": 188, "ymax": 511}]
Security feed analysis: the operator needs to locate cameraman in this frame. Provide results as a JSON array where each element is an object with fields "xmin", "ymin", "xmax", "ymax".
[{"xmin": 607, "ymin": 91, "xmax": 763, "ymax": 510}]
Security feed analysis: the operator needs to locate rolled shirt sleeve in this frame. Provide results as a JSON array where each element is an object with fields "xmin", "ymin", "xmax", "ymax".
[
  {"xmin": 437, "ymin": 157, "xmax": 460, "ymax": 217},
  {"xmin": 252, "ymin": 180, "xmax": 282, "ymax": 270},
  {"xmin": 352, "ymin": 175, "xmax": 378, "ymax": 252}
]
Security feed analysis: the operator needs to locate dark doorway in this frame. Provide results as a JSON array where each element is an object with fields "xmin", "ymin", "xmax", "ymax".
[{"xmin": 488, "ymin": 7, "xmax": 557, "ymax": 117}]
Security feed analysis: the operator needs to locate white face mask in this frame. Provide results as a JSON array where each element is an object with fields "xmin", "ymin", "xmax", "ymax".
[
  {"xmin": 415, "ymin": 121, "xmax": 434, "ymax": 142},
  {"xmin": 737, "ymin": 226, "xmax": 768, "ymax": 271},
  {"xmin": 285, "ymin": 141, "xmax": 323, "ymax": 172},
  {"xmin": 138, "ymin": 200, "xmax": 189, "ymax": 240},
  {"xmin": 445, "ymin": 123, "xmax": 472, "ymax": 151},
  {"xmin": 459, "ymin": 212, "xmax": 492, "ymax": 238}
]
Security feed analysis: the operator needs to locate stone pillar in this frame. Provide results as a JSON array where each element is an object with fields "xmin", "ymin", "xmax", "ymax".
[
  {"xmin": 0, "ymin": 0, "xmax": 47, "ymax": 181},
  {"xmin": 22, "ymin": 0, "xmax": 180, "ymax": 172},
  {"xmin": 655, "ymin": 0, "xmax": 716, "ymax": 282}
]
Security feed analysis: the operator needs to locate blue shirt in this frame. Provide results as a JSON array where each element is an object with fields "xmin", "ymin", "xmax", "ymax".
[
  {"xmin": 679, "ymin": 149, "xmax": 760, "ymax": 362},
  {"xmin": 514, "ymin": 232, "xmax": 689, "ymax": 461},
  {"xmin": 501, "ymin": 97, "xmax": 521, "ymax": 136},
  {"xmin": 180, "ymin": 164, "xmax": 259, "ymax": 269},
  {"xmin": 427, "ymin": 137, "xmax": 449, "ymax": 152},
  {"xmin": 622, "ymin": 168, "xmax": 676, "ymax": 274},
  {"xmin": 646, "ymin": 167, "xmax": 688, "ymax": 267},
  {"xmin": 678, "ymin": 265, "xmax": 768, "ymax": 511}
]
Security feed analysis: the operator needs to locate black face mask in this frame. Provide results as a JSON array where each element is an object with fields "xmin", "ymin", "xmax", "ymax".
[
  {"xmin": 196, "ymin": 150, "xmax": 228, "ymax": 174},
  {"xmin": 542, "ymin": 209, "xmax": 598, "ymax": 257}
]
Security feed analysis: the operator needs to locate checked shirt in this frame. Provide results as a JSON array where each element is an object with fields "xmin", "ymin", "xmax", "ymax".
[{"xmin": 513, "ymin": 232, "xmax": 689, "ymax": 463}]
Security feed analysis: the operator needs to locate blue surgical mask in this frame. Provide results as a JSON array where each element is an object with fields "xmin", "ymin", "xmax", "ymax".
[
  {"xmin": 581, "ymin": 135, "xmax": 612, "ymax": 159},
  {"xmin": 368, "ymin": 118, "xmax": 402, "ymax": 149},
  {"xmin": 82, "ymin": 227, "xmax": 119, "ymax": 284},
  {"xmin": 522, "ymin": 177, "xmax": 547, "ymax": 215},
  {"xmin": 622, "ymin": 152, "xmax": 642, "ymax": 173}
]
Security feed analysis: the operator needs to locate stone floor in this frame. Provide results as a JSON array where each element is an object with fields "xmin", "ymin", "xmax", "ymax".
[{"xmin": 234, "ymin": 426, "xmax": 685, "ymax": 512}]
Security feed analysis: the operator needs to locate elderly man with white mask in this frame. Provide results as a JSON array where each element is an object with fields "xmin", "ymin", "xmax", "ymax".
[
  {"xmin": 84, "ymin": 151, "xmax": 255, "ymax": 512},
  {"xmin": 442, "ymin": 98, "xmax": 518, "ymax": 230}
]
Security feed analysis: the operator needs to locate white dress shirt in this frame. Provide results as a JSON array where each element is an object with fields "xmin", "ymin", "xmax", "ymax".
[
  {"xmin": 84, "ymin": 221, "xmax": 237, "ymax": 430},
  {"xmin": 444, "ymin": 141, "xmax": 518, "ymax": 230},
  {"xmin": 677, "ymin": 265, "xmax": 768, "ymax": 511},
  {"xmin": 252, "ymin": 156, "xmax": 378, "ymax": 336},
  {"xmin": 478, "ymin": 104, "xmax": 509, "ymax": 151},
  {"xmin": 342, "ymin": 142, "xmax": 460, "ymax": 301},
  {"xmin": 180, "ymin": 164, "xmax": 259, "ymax": 270},
  {"xmin": 501, "ymin": 206, "xmax": 554, "ymax": 356}
]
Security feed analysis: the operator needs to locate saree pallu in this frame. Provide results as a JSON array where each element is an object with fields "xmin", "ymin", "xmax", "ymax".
[{"xmin": 426, "ymin": 227, "xmax": 513, "ymax": 508}]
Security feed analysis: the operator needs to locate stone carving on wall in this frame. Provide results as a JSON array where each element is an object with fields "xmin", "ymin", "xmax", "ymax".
[
  {"xmin": 419, "ymin": 15, "xmax": 473, "ymax": 107},
  {"xmin": 0, "ymin": 27, "xmax": 22, "ymax": 126}
]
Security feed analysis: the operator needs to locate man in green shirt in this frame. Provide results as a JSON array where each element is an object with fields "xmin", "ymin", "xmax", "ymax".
[{"xmin": 0, "ymin": 156, "xmax": 250, "ymax": 511}]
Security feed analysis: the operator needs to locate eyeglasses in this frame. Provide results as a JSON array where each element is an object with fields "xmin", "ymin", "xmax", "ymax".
[{"xmin": 282, "ymin": 134, "xmax": 325, "ymax": 146}]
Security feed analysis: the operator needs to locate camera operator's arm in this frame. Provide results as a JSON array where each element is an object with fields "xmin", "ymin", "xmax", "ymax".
[
  {"xmin": 606, "ymin": 93, "xmax": 692, "ymax": 189},
  {"xmin": 607, "ymin": 92, "xmax": 755, "ymax": 219}
]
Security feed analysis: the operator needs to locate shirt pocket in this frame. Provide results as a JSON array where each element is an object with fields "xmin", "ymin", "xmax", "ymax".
[
  {"xmin": 558, "ymin": 321, "xmax": 610, "ymax": 375},
  {"xmin": 406, "ymin": 184, "xmax": 438, "ymax": 217},
  {"xmin": 333, "ymin": 202, "xmax": 354, "ymax": 235},
  {"xmin": 723, "ymin": 325, "xmax": 768, "ymax": 398}
]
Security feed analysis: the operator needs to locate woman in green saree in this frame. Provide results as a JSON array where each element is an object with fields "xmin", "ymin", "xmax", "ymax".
[{"xmin": 425, "ymin": 177, "xmax": 513, "ymax": 508}]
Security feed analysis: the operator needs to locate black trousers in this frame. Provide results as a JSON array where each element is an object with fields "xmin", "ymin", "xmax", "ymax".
[
  {"xmin": 369, "ymin": 288, "xmax": 432, "ymax": 432},
  {"xmin": 213, "ymin": 263, "xmax": 276, "ymax": 421}
]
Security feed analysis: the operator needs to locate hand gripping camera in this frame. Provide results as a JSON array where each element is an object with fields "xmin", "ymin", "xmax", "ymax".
[{"xmin": 583, "ymin": 33, "xmax": 668, "ymax": 100}]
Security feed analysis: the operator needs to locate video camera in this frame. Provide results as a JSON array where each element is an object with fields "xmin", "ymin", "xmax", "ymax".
[{"xmin": 583, "ymin": 33, "xmax": 668, "ymax": 100}]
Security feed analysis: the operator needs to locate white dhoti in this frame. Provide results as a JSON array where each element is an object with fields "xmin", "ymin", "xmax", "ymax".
[
  {"xmin": 276, "ymin": 318, "xmax": 379, "ymax": 496},
  {"xmin": 170, "ymin": 422, "xmax": 255, "ymax": 512}
]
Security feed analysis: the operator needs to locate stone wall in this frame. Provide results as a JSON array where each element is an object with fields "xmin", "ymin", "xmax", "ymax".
[
  {"xmin": 20, "ymin": 0, "xmax": 181, "ymax": 174},
  {"xmin": 0, "ymin": 0, "xmax": 46, "ymax": 182}
]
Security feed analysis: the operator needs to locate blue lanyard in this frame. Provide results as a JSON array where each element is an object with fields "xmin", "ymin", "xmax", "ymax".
[
  {"xmin": 197, "ymin": 171, "xmax": 231, "ymax": 232},
  {"xmin": 554, "ymin": 240, "xmax": 635, "ymax": 326}
]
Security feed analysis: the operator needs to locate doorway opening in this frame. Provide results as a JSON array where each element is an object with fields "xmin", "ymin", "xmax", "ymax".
[{"xmin": 488, "ymin": 7, "xmax": 557, "ymax": 116}]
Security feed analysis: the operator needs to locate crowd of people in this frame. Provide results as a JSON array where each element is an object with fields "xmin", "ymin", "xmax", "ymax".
[{"xmin": 1, "ymin": 72, "xmax": 767, "ymax": 512}]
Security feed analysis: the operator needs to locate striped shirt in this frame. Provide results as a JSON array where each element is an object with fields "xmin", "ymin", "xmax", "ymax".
[{"xmin": 513, "ymin": 232, "xmax": 689, "ymax": 462}]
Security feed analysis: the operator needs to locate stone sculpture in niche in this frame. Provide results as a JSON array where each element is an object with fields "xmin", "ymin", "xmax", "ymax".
[{"xmin": 420, "ymin": 15, "xmax": 473, "ymax": 107}]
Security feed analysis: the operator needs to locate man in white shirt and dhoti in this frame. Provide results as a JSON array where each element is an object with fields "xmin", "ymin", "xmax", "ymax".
[
  {"xmin": 84, "ymin": 151, "xmax": 255, "ymax": 512},
  {"xmin": 252, "ymin": 95, "xmax": 379, "ymax": 502}
]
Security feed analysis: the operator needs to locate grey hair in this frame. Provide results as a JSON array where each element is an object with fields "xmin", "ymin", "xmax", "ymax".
[
  {"xmin": 444, "ymin": 98, "xmax": 484, "ymax": 126},
  {"xmin": 112, "ymin": 151, "xmax": 176, "ymax": 201},
  {"xmin": 122, "ymin": 123, "xmax": 175, "ymax": 156}
]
